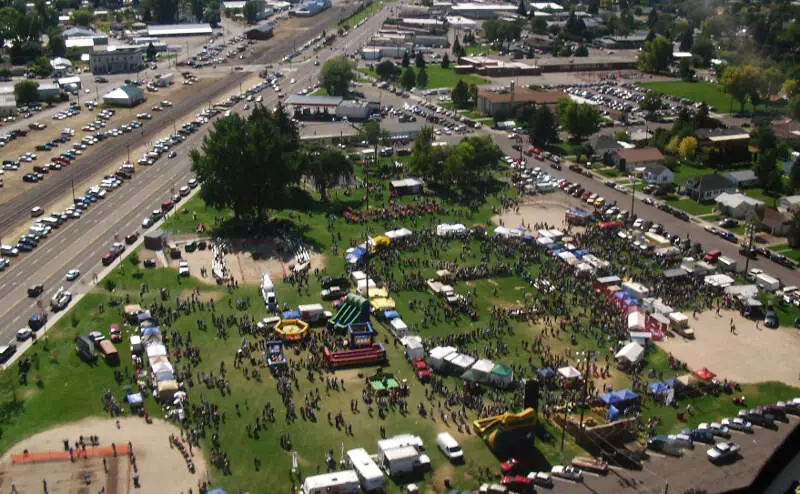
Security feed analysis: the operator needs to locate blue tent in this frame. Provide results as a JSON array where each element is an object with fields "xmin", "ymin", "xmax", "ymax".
[
  {"xmin": 208, "ymin": 490, "xmax": 227, "ymax": 494},
  {"xmin": 648, "ymin": 382, "xmax": 667, "ymax": 393},
  {"xmin": 607, "ymin": 405, "xmax": 620, "ymax": 421},
  {"xmin": 537, "ymin": 367, "xmax": 555, "ymax": 378},
  {"xmin": 136, "ymin": 311, "xmax": 152, "ymax": 323},
  {"xmin": 142, "ymin": 326, "xmax": 161, "ymax": 337},
  {"xmin": 282, "ymin": 310, "xmax": 301, "ymax": 320},
  {"xmin": 126, "ymin": 393, "xmax": 143, "ymax": 404},
  {"xmin": 383, "ymin": 309, "xmax": 399, "ymax": 320},
  {"xmin": 345, "ymin": 247, "xmax": 367, "ymax": 264},
  {"xmin": 612, "ymin": 389, "xmax": 639, "ymax": 402},
  {"xmin": 599, "ymin": 392, "xmax": 621, "ymax": 405},
  {"xmin": 664, "ymin": 378, "xmax": 681, "ymax": 388}
]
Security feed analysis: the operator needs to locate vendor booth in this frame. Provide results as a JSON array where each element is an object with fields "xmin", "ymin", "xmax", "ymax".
[
  {"xmin": 490, "ymin": 364, "xmax": 514, "ymax": 388},
  {"xmin": 428, "ymin": 346, "xmax": 456, "ymax": 371},
  {"xmin": 615, "ymin": 342, "xmax": 644, "ymax": 365}
]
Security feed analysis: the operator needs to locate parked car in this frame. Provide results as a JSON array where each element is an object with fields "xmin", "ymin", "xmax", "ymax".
[
  {"xmin": 721, "ymin": 417, "xmax": 752, "ymax": 433},
  {"xmin": 500, "ymin": 475, "xmax": 532, "ymax": 492},
  {"xmin": 28, "ymin": 284, "xmax": 44, "ymax": 298},
  {"xmin": 697, "ymin": 422, "xmax": 730, "ymax": 438},
  {"xmin": 65, "ymin": 269, "xmax": 80, "ymax": 281},
  {"xmin": 681, "ymin": 428, "xmax": 715, "ymax": 444},
  {"xmin": 707, "ymin": 442, "xmax": 740, "ymax": 463},
  {"xmin": 526, "ymin": 472, "xmax": 552, "ymax": 487},
  {"xmin": 551, "ymin": 465, "xmax": 582, "ymax": 482}
]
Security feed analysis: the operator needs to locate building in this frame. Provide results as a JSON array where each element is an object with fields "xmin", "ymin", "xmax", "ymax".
[
  {"xmin": 65, "ymin": 37, "xmax": 97, "ymax": 53},
  {"xmin": 291, "ymin": 0, "xmax": 331, "ymax": 17},
  {"xmin": 0, "ymin": 87, "xmax": 16, "ymax": 117},
  {"xmin": 222, "ymin": 0, "xmax": 247, "ymax": 10},
  {"xmin": 90, "ymin": 46, "xmax": 146, "ymax": 75},
  {"xmin": 360, "ymin": 46, "xmax": 408, "ymax": 60},
  {"xmin": 696, "ymin": 126, "xmax": 750, "ymax": 156},
  {"xmin": 57, "ymin": 75, "xmax": 82, "ymax": 91},
  {"xmin": 779, "ymin": 195, "xmax": 800, "ymax": 214},
  {"xmin": 683, "ymin": 174, "xmax": 737, "ymax": 203},
  {"xmin": 49, "ymin": 57, "xmax": 73, "ymax": 77},
  {"xmin": 612, "ymin": 147, "xmax": 664, "ymax": 171},
  {"xmin": 714, "ymin": 192, "xmax": 764, "ymax": 219},
  {"xmin": 246, "ymin": 22, "xmax": 275, "ymax": 40},
  {"xmin": 724, "ymin": 170, "xmax": 759, "ymax": 189},
  {"xmin": 639, "ymin": 164, "xmax": 674, "ymax": 184},
  {"xmin": 285, "ymin": 94, "xmax": 343, "ymax": 118},
  {"xmin": 450, "ymin": 2, "xmax": 518, "ymax": 19},
  {"xmin": 37, "ymin": 82, "xmax": 61, "ymax": 102},
  {"xmin": 589, "ymin": 135, "xmax": 623, "ymax": 162},
  {"xmin": 598, "ymin": 30, "xmax": 649, "ymax": 49},
  {"xmin": 63, "ymin": 26, "xmax": 108, "ymax": 46},
  {"xmin": 413, "ymin": 35, "xmax": 450, "ymax": 48},
  {"xmin": 476, "ymin": 85, "xmax": 561, "ymax": 118},
  {"xmin": 103, "ymin": 85, "xmax": 145, "ymax": 107},
  {"xmin": 147, "ymin": 24, "xmax": 213, "ymax": 37},
  {"xmin": 456, "ymin": 56, "xmax": 541, "ymax": 76},
  {"xmin": 763, "ymin": 208, "xmax": 792, "ymax": 236}
]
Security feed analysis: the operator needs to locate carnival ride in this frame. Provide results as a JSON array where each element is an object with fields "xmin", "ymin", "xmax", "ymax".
[
  {"xmin": 473, "ymin": 408, "xmax": 537, "ymax": 451},
  {"xmin": 267, "ymin": 340, "xmax": 287, "ymax": 371},
  {"xmin": 274, "ymin": 319, "xmax": 309, "ymax": 342},
  {"xmin": 329, "ymin": 293, "xmax": 370, "ymax": 332}
]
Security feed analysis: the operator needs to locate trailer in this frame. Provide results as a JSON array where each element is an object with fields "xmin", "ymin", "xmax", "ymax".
[
  {"xmin": 755, "ymin": 273, "xmax": 780, "ymax": 292},
  {"xmin": 717, "ymin": 256, "xmax": 737, "ymax": 273},
  {"xmin": 380, "ymin": 446, "xmax": 420, "ymax": 477},
  {"xmin": 301, "ymin": 471, "xmax": 360, "ymax": 494},
  {"xmin": 298, "ymin": 303, "xmax": 329, "ymax": 323},
  {"xmin": 346, "ymin": 448, "xmax": 384, "ymax": 492}
]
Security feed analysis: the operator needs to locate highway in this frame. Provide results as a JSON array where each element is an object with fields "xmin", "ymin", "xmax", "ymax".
[{"xmin": 0, "ymin": 3, "xmax": 392, "ymax": 346}]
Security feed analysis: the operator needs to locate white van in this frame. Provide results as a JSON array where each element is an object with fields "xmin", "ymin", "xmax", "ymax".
[{"xmin": 436, "ymin": 432, "xmax": 463, "ymax": 462}]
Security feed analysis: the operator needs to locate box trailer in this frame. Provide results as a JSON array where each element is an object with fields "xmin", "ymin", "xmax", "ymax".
[
  {"xmin": 298, "ymin": 303, "xmax": 326, "ymax": 323},
  {"xmin": 302, "ymin": 471, "xmax": 360, "ymax": 494},
  {"xmin": 346, "ymin": 448, "xmax": 384, "ymax": 492},
  {"xmin": 755, "ymin": 273, "xmax": 780, "ymax": 292},
  {"xmin": 717, "ymin": 256, "xmax": 737, "ymax": 272},
  {"xmin": 380, "ymin": 446, "xmax": 419, "ymax": 477},
  {"xmin": 261, "ymin": 273, "xmax": 276, "ymax": 309}
]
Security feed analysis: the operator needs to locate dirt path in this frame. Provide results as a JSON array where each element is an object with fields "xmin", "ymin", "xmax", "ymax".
[{"xmin": 0, "ymin": 417, "xmax": 208, "ymax": 494}]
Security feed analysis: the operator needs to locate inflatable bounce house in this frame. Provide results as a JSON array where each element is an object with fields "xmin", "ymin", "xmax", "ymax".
[
  {"xmin": 275, "ymin": 318, "xmax": 309, "ymax": 342},
  {"xmin": 347, "ymin": 322, "xmax": 376, "ymax": 349},
  {"xmin": 329, "ymin": 293, "xmax": 370, "ymax": 333},
  {"xmin": 473, "ymin": 408, "xmax": 537, "ymax": 454},
  {"xmin": 267, "ymin": 340, "xmax": 287, "ymax": 372}
]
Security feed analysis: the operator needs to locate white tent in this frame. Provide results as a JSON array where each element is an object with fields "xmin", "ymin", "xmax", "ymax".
[
  {"xmin": 668, "ymin": 312, "xmax": 689, "ymax": 327},
  {"xmin": 356, "ymin": 278, "xmax": 377, "ymax": 295},
  {"xmin": 471, "ymin": 359, "xmax": 495, "ymax": 378},
  {"xmin": 547, "ymin": 229, "xmax": 564, "ymax": 239},
  {"xmin": 494, "ymin": 226, "xmax": 511, "ymax": 238},
  {"xmin": 536, "ymin": 236, "xmax": 554, "ymax": 246},
  {"xmin": 615, "ymin": 342, "xmax": 645, "ymax": 363},
  {"xmin": 401, "ymin": 336, "xmax": 424, "ymax": 360},
  {"xmin": 704, "ymin": 274, "xmax": 735, "ymax": 288},
  {"xmin": 446, "ymin": 353, "xmax": 476, "ymax": 372},
  {"xmin": 627, "ymin": 311, "xmax": 645, "ymax": 331},
  {"xmin": 428, "ymin": 346, "xmax": 456, "ymax": 370},
  {"xmin": 102, "ymin": 85, "xmax": 144, "ymax": 107},
  {"xmin": 558, "ymin": 366, "xmax": 581, "ymax": 379},
  {"xmin": 145, "ymin": 343, "xmax": 167, "ymax": 358},
  {"xmin": 436, "ymin": 223, "xmax": 467, "ymax": 237},
  {"xmin": 385, "ymin": 227, "xmax": 413, "ymax": 239},
  {"xmin": 557, "ymin": 251, "xmax": 577, "ymax": 263}
]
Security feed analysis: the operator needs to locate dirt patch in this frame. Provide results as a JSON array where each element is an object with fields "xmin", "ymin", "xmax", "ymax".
[
  {"xmin": 178, "ymin": 289, "xmax": 223, "ymax": 302},
  {"xmin": 491, "ymin": 196, "xmax": 588, "ymax": 236},
  {"xmin": 429, "ymin": 463, "xmax": 456, "ymax": 493},
  {"xmin": 0, "ymin": 417, "xmax": 207, "ymax": 494},
  {"xmin": 228, "ymin": 238, "xmax": 326, "ymax": 285},
  {"xmin": 658, "ymin": 309, "xmax": 800, "ymax": 386}
]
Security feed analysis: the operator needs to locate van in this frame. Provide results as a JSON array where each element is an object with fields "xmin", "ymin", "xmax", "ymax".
[
  {"xmin": 436, "ymin": 432, "xmax": 463, "ymax": 462},
  {"xmin": 98, "ymin": 340, "xmax": 119, "ymax": 365}
]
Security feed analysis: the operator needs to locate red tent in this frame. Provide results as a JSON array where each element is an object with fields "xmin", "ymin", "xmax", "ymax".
[
  {"xmin": 598, "ymin": 220, "xmax": 623, "ymax": 230},
  {"xmin": 693, "ymin": 368, "xmax": 716, "ymax": 381}
]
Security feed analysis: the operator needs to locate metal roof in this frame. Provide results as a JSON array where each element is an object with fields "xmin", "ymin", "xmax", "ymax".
[
  {"xmin": 147, "ymin": 24, "xmax": 213, "ymax": 36},
  {"xmin": 284, "ymin": 94, "xmax": 343, "ymax": 107}
]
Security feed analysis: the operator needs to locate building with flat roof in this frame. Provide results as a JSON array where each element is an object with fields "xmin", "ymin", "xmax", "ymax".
[
  {"xmin": 477, "ymin": 85, "xmax": 561, "ymax": 117},
  {"xmin": 451, "ymin": 2, "xmax": 518, "ymax": 18},
  {"xmin": 246, "ymin": 22, "xmax": 275, "ymax": 40},
  {"xmin": 456, "ymin": 56, "xmax": 541, "ymax": 76},
  {"xmin": 0, "ymin": 87, "xmax": 16, "ymax": 117},
  {"xmin": 90, "ymin": 46, "xmax": 146, "ymax": 75},
  {"xmin": 147, "ymin": 24, "xmax": 213, "ymax": 37}
]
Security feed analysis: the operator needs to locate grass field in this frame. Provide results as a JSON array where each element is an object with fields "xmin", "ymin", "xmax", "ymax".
[
  {"xmin": 665, "ymin": 197, "xmax": 716, "ymax": 216},
  {"xmin": 744, "ymin": 187, "xmax": 783, "ymax": 206},
  {"xmin": 362, "ymin": 66, "xmax": 488, "ymax": 90},
  {"xmin": 639, "ymin": 81, "xmax": 755, "ymax": 114}
]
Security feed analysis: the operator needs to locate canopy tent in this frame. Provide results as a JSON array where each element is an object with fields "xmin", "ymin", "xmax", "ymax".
[
  {"xmin": 536, "ymin": 236, "xmax": 554, "ymax": 247},
  {"xmin": 149, "ymin": 356, "xmax": 173, "ymax": 374},
  {"xmin": 599, "ymin": 392, "xmax": 621, "ymax": 405},
  {"xmin": 136, "ymin": 311, "xmax": 152, "ymax": 323},
  {"xmin": 468, "ymin": 359, "xmax": 495, "ymax": 382},
  {"xmin": 345, "ymin": 247, "xmax": 367, "ymax": 265},
  {"xmin": 383, "ymin": 309, "xmax": 399, "ymax": 320},
  {"xmin": 704, "ymin": 274, "xmax": 735, "ymax": 288},
  {"xmin": 648, "ymin": 382, "xmax": 667, "ymax": 393},
  {"xmin": 125, "ymin": 393, "xmax": 143, "ymax": 404},
  {"xmin": 490, "ymin": 364, "xmax": 513, "ymax": 387},
  {"xmin": 385, "ymin": 227, "xmax": 412, "ymax": 239},
  {"xmin": 389, "ymin": 318, "xmax": 408, "ymax": 336},
  {"xmin": 627, "ymin": 311, "xmax": 645, "ymax": 331},
  {"xmin": 607, "ymin": 405, "xmax": 620, "ymax": 421},
  {"xmin": 612, "ymin": 389, "xmax": 638, "ymax": 402},
  {"xmin": 142, "ymin": 326, "xmax": 161, "ymax": 338},
  {"xmin": 145, "ymin": 343, "xmax": 167, "ymax": 358},
  {"xmin": 664, "ymin": 378, "xmax": 683, "ymax": 388},
  {"xmin": 208, "ymin": 489, "xmax": 227, "ymax": 494},
  {"xmin": 558, "ymin": 366, "xmax": 581, "ymax": 379},
  {"xmin": 445, "ymin": 352, "xmax": 476, "ymax": 372},
  {"xmin": 537, "ymin": 367, "xmax": 555, "ymax": 378},
  {"xmin": 615, "ymin": 342, "xmax": 644, "ymax": 364},
  {"xmin": 428, "ymin": 346, "xmax": 456, "ymax": 370},
  {"xmin": 693, "ymin": 367, "xmax": 716, "ymax": 381},
  {"xmin": 494, "ymin": 226, "xmax": 511, "ymax": 238},
  {"xmin": 436, "ymin": 223, "xmax": 467, "ymax": 237}
]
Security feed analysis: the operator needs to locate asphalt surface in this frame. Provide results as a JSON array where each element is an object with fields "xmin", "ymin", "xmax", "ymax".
[{"xmin": 0, "ymin": 3, "xmax": 391, "ymax": 345}]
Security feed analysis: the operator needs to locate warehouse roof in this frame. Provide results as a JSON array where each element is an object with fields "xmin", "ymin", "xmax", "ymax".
[
  {"xmin": 147, "ymin": 24, "xmax": 213, "ymax": 36},
  {"xmin": 285, "ymin": 94, "xmax": 343, "ymax": 107}
]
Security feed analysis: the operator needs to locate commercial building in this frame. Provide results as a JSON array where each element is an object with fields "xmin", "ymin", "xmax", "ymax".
[
  {"xmin": 222, "ymin": 0, "xmax": 247, "ymax": 10},
  {"xmin": 50, "ymin": 57, "xmax": 73, "ymax": 77},
  {"xmin": 291, "ymin": 0, "xmax": 331, "ymax": 17},
  {"xmin": 103, "ymin": 85, "xmax": 145, "ymax": 107},
  {"xmin": 455, "ymin": 56, "xmax": 541, "ymax": 76},
  {"xmin": 286, "ymin": 94, "xmax": 379, "ymax": 121},
  {"xmin": 360, "ymin": 45, "xmax": 409, "ymax": 60},
  {"xmin": 63, "ymin": 27, "xmax": 108, "ymax": 45},
  {"xmin": 246, "ymin": 22, "xmax": 276, "ymax": 40},
  {"xmin": 90, "ymin": 46, "xmax": 146, "ymax": 75},
  {"xmin": 146, "ymin": 24, "xmax": 214, "ymax": 37},
  {"xmin": 476, "ymin": 84, "xmax": 561, "ymax": 118},
  {"xmin": 37, "ymin": 82, "xmax": 62, "ymax": 102},
  {"xmin": 451, "ymin": 2, "xmax": 518, "ymax": 19}
]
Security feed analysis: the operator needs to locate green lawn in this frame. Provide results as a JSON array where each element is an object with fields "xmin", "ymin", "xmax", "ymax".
[
  {"xmin": 310, "ymin": 88, "xmax": 329, "ymax": 96},
  {"xmin": 666, "ymin": 197, "xmax": 716, "ymax": 216},
  {"xmin": 598, "ymin": 169, "xmax": 620, "ymax": 178},
  {"xmin": 363, "ymin": 65, "xmax": 488, "ymax": 90},
  {"xmin": 639, "ymin": 81, "xmax": 755, "ymax": 114},
  {"xmin": 464, "ymin": 44, "xmax": 498, "ymax": 56},
  {"xmin": 670, "ymin": 163, "xmax": 718, "ymax": 184},
  {"xmin": 162, "ymin": 194, "xmax": 232, "ymax": 235},
  {"xmin": 744, "ymin": 187, "xmax": 783, "ymax": 207}
]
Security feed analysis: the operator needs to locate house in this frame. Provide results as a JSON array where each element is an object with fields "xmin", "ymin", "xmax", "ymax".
[
  {"xmin": 684, "ymin": 174, "xmax": 737, "ymax": 203},
  {"xmin": 714, "ymin": 192, "xmax": 763, "ymax": 219},
  {"xmin": 589, "ymin": 135, "xmax": 622, "ymax": 163},
  {"xmin": 696, "ymin": 126, "xmax": 750, "ymax": 145},
  {"xmin": 476, "ymin": 84, "xmax": 560, "ymax": 118},
  {"xmin": 102, "ymin": 85, "xmax": 145, "ymax": 107},
  {"xmin": 628, "ymin": 129, "xmax": 652, "ymax": 142},
  {"xmin": 639, "ymin": 163, "xmax": 674, "ymax": 184},
  {"xmin": 49, "ymin": 57, "xmax": 72, "ymax": 77},
  {"xmin": 612, "ymin": 147, "xmax": 664, "ymax": 171},
  {"xmin": 779, "ymin": 195, "xmax": 800, "ymax": 214},
  {"xmin": 762, "ymin": 208, "xmax": 792, "ymax": 236},
  {"xmin": 90, "ymin": 46, "xmax": 146, "ymax": 75},
  {"xmin": 724, "ymin": 170, "xmax": 759, "ymax": 189}
]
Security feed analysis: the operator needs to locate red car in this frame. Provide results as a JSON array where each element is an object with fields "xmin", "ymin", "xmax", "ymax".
[
  {"xmin": 500, "ymin": 458, "xmax": 524, "ymax": 474},
  {"xmin": 413, "ymin": 359, "xmax": 431, "ymax": 382},
  {"xmin": 101, "ymin": 252, "xmax": 116, "ymax": 266},
  {"xmin": 125, "ymin": 232, "xmax": 139, "ymax": 244},
  {"xmin": 500, "ymin": 475, "xmax": 533, "ymax": 492},
  {"xmin": 110, "ymin": 324, "xmax": 121, "ymax": 342},
  {"xmin": 161, "ymin": 200, "xmax": 173, "ymax": 212}
]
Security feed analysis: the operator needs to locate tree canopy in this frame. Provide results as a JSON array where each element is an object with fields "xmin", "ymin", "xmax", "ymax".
[
  {"xmin": 243, "ymin": 1, "xmax": 258, "ymax": 24},
  {"xmin": 527, "ymin": 105, "xmax": 558, "ymax": 147},
  {"xmin": 408, "ymin": 127, "xmax": 503, "ymax": 188},
  {"xmin": 557, "ymin": 98, "xmax": 601, "ymax": 141},
  {"xmin": 637, "ymin": 35, "xmax": 672, "ymax": 73},
  {"xmin": 320, "ymin": 56, "xmax": 357, "ymax": 97},
  {"xmin": 720, "ymin": 64, "xmax": 762, "ymax": 112},
  {"xmin": 14, "ymin": 80, "xmax": 39, "ymax": 105},
  {"xmin": 483, "ymin": 20, "xmax": 522, "ymax": 49},
  {"xmin": 400, "ymin": 67, "xmax": 416, "ymax": 90},
  {"xmin": 301, "ymin": 145, "xmax": 354, "ymax": 201},
  {"xmin": 375, "ymin": 60, "xmax": 399, "ymax": 81},
  {"xmin": 190, "ymin": 105, "xmax": 301, "ymax": 221}
]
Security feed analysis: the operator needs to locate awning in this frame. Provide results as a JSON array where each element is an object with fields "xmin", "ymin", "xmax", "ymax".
[
  {"xmin": 537, "ymin": 367, "xmax": 555, "ymax": 378},
  {"xmin": 693, "ymin": 367, "xmax": 716, "ymax": 380},
  {"xmin": 558, "ymin": 366, "xmax": 581, "ymax": 379},
  {"xmin": 648, "ymin": 382, "xmax": 667, "ymax": 393},
  {"xmin": 615, "ymin": 341, "xmax": 644, "ymax": 363}
]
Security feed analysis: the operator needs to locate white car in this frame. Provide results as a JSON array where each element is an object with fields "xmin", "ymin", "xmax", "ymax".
[
  {"xmin": 178, "ymin": 261, "xmax": 190, "ymax": 276},
  {"xmin": 16, "ymin": 328, "xmax": 32, "ymax": 341},
  {"xmin": 551, "ymin": 465, "xmax": 582, "ymax": 482},
  {"xmin": 65, "ymin": 269, "xmax": 80, "ymax": 281},
  {"xmin": 698, "ymin": 422, "xmax": 731, "ymax": 438},
  {"xmin": 707, "ymin": 442, "xmax": 740, "ymax": 463},
  {"xmin": 721, "ymin": 417, "xmax": 752, "ymax": 432},
  {"xmin": 666, "ymin": 433, "xmax": 694, "ymax": 449},
  {"xmin": 142, "ymin": 217, "xmax": 154, "ymax": 229},
  {"xmin": 526, "ymin": 472, "xmax": 553, "ymax": 487}
]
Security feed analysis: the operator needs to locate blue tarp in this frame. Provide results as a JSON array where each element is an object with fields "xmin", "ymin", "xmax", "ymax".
[
  {"xmin": 648, "ymin": 382, "xmax": 667, "ymax": 393},
  {"xmin": 383, "ymin": 310, "xmax": 399, "ymax": 320},
  {"xmin": 522, "ymin": 235, "xmax": 534, "ymax": 242},
  {"xmin": 208, "ymin": 490, "xmax": 227, "ymax": 494},
  {"xmin": 537, "ymin": 367, "xmax": 555, "ymax": 378},
  {"xmin": 142, "ymin": 326, "xmax": 161, "ymax": 337},
  {"xmin": 612, "ymin": 389, "xmax": 639, "ymax": 402},
  {"xmin": 664, "ymin": 378, "xmax": 682, "ymax": 388},
  {"xmin": 599, "ymin": 392, "xmax": 621, "ymax": 405},
  {"xmin": 282, "ymin": 310, "xmax": 301, "ymax": 320},
  {"xmin": 607, "ymin": 405, "xmax": 620, "ymax": 421},
  {"xmin": 574, "ymin": 250, "xmax": 586, "ymax": 258},
  {"xmin": 136, "ymin": 311, "xmax": 152, "ymax": 322},
  {"xmin": 567, "ymin": 208, "xmax": 589, "ymax": 217},
  {"xmin": 126, "ymin": 393, "xmax": 143, "ymax": 404},
  {"xmin": 345, "ymin": 247, "xmax": 367, "ymax": 264}
]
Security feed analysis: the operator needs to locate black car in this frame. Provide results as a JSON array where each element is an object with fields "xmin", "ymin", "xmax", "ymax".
[
  {"xmin": 28, "ymin": 311, "xmax": 47, "ymax": 331},
  {"xmin": 0, "ymin": 343, "xmax": 17, "ymax": 363},
  {"xmin": 739, "ymin": 410, "xmax": 776, "ymax": 429},
  {"xmin": 321, "ymin": 275, "xmax": 349, "ymax": 289},
  {"xmin": 28, "ymin": 284, "xmax": 44, "ymax": 297},
  {"xmin": 22, "ymin": 173, "xmax": 38, "ymax": 183}
]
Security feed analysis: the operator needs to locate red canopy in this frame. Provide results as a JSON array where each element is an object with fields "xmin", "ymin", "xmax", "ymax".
[
  {"xmin": 693, "ymin": 368, "xmax": 716, "ymax": 380},
  {"xmin": 598, "ymin": 220, "xmax": 623, "ymax": 230}
]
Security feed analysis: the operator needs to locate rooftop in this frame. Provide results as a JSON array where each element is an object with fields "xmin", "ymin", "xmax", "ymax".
[
  {"xmin": 477, "ymin": 87, "xmax": 562, "ymax": 104},
  {"xmin": 715, "ymin": 192, "xmax": 763, "ymax": 208},
  {"xmin": 285, "ymin": 94, "xmax": 344, "ymax": 107},
  {"xmin": 147, "ymin": 24, "xmax": 213, "ymax": 36},
  {"xmin": 616, "ymin": 147, "xmax": 664, "ymax": 163},
  {"xmin": 451, "ymin": 2, "xmax": 518, "ymax": 10}
]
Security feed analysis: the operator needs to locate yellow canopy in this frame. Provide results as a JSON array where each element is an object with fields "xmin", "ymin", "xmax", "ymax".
[{"xmin": 370, "ymin": 297, "xmax": 396, "ymax": 311}]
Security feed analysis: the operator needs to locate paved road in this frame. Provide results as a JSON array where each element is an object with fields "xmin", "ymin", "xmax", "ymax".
[{"xmin": 0, "ymin": 3, "xmax": 392, "ymax": 345}]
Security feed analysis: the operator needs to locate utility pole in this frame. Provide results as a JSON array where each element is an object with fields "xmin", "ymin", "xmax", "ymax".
[
  {"xmin": 126, "ymin": 145, "xmax": 130, "ymax": 163},
  {"xmin": 630, "ymin": 172, "xmax": 636, "ymax": 220},
  {"xmin": 559, "ymin": 389, "xmax": 570, "ymax": 463},
  {"xmin": 579, "ymin": 350, "xmax": 593, "ymax": 430},
  {"xmin": 71, "ymin": 179, "xmax": 76, "ymax": 202},
  {"xmin": 744, "ymin": 222, "xmax": 756, "ymax": 274}
]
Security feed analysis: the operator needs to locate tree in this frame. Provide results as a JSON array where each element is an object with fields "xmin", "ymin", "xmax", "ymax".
[
  {"xmin": 401, "ymin": 51, "xmax": 410, "ymax": 67},
  {"xmin": 782, "ymin": 79, "xmax": 798, "ymax": 98},
  {"xmin": 679, "ymin": 58, "xmax": 695, "ymax": 81},
  {"xmin": 531, "ymin": 16, "xmax": 547, "ymax": 34},
  {"xmin": 517, "ymin": 0, "xmax": 526, "ymax": 16},
  {"xmin": 573, "ymin": 44, "xmax": 588, "ymax": 57},
  {"xmin": 146, "ymin": 42, "xmax": 156, "ymax": 61},
  {"xmin": 528, "ymin": 105, "xmax": 558, "ymax": 146},
  {"xmin": 787, "ymin": 213, "xmax": 800, "ymax": 249},
  {"xmin": 467, "ymin": 83, "xmax": 478, "ymax": 107},
  {"xmin": 440, "ymin": 53, "xmax": 450, "ymax": 69},
  {"xmin": 190, "ymin": 106, "xmax": 301, "ymax": 222},
  {"xmin": 375, "ymin": 60, "xmax": 398, "ymax": 81},
  {"xmin": 761, "ymin": 67, "xmax": 785, "ymax": 107},
  {"xmin": 48, "ymin": 33, "xmax": 65, "ymax": 57},
  {"xmin": 320, "ymin": 56, "xmax": 356, "ymax": 97},
  {"xmin": 790, "ymin": 158, "xmax": 800, "ymax": 192},
  {"xmin": 414, "ymin": 51, "xmax": 425, "ymax": 68},
  {"xmin": 720, "ymin": 65, "xmax": 761, "ymax": 112},
  {"xmin": 14, "ymin": 80, "xmax": 39, "ymax": 105},
  {"xmin": 452, "ymin": 79, "xmax": 470, "ymax": 108},
  {"xmin": 188, "ymin": 0, "xmax": 204, "ymax": 21},
  {"xmin": 647, "ymin": 8, "xmax": 659, "ymax": 28},
  {"xmin": 150, "ymin": 0, "xmax": 178, "ymax": 24},
  {"xmin": 203, "ymin": 8, "xmax": 221, "ymax": 27},
  {"xmin": 678, "ymin": 136, "xmax": 697, "ymax": 159},
  {"xmin": 564, "ymin": 9, "xmax": 586, "ymax": 39},
  {"xmin": 400, "ymin": 67, "xmax": 416, "ymax": 90},
  {"xmin": 416, "ymin": 67, "xmax": 428, "ymax": 88},
  {"xmin": 71, "ymin": 9, "xmax": 93, "ymax": 26},
  {"xmin": 557, "ymin": 97, "xmax": 601, "ymax": 141},
  {"xmin": 29, "ymin": 56, "xmax": 51, "ymax": 77},
  {"xmin": 483, "ymin": 19, "xmax": 522, "ymax": 49},
  {"xmin": 638, "ymin": 35, "xmax": 673, "ymax": 73},
  {"xmin": 678, "ymin": 29, "xmax": 693, "ymax": 52},
  {"xmin": 243, "ymin": 1, "xmax": 258, "ymax": 24},
  {"xmin": 408, "ymin": 126, "xmax": 439, "ymax": 179},
  {"xmin": 640, "ymin": 91, "xmax": 662, "ymax": 118},
  {"xmin": 301, "ymin": 145, "xmax": 353, "ymax": 201},
  {"xmin": 691, "ymin": 36, "xmax": 714, "ymax": 66},
  {"xmin": 753, "ymin": 121, "xmax": 782, "ymax": 199}
]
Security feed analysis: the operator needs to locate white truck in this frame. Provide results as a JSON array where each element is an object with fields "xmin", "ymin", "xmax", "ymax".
[
  {"xmin": 301, "ymin": 471, "xmax": 360, "ymax": 494},
  {"xmin": 261, "ymin": 273, "xmax": 276, "ymax": 310},
  {"xmin": 755, "ymin": 273, "xmax": 780, "ymax": 292},
  {"xmin": 380, "ymin": 446, "xmax": 421, "ymax": 477}
]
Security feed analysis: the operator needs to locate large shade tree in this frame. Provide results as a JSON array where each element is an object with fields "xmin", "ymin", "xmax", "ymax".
[{"xmin": 320, "ymin": 56, "xmax": 357, "ymax": 96}]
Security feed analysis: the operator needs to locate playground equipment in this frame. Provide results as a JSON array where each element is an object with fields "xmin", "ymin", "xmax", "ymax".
[
  {"xmin": 274, "ymin": 319, "xmax": 309, "ymax": 342},
  {"xmin": 329, "ymin": 293, "xmax": 370, "ymax": 332},
  {"xmin": 369, "ymin": 371, "xmax": 406, "ymax": 395},
  {"xmin": 347, "ymin": 322, "xmax": 376, "ymax": 349},
  {"xmin": 472, "ymin": 408, "xmax": 537, "ymax": 452},
  {"xmin": 267, "ymin": 340, "xmax": 287, "ymax": 372},
  {"xmin": 323, "ymin": 343, "xmax": 386, "ymax": 369}
]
